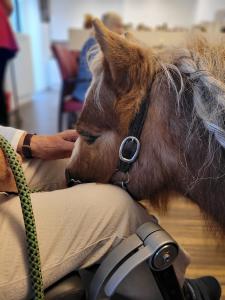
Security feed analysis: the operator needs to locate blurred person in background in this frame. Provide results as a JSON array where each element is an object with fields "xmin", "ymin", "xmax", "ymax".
[
  {"xmin": 72, "ymin": 12, "xmax": 124, "ymax": 103},
  {"xmin": 0, "ymin": 0, "xmax": 18, "ymax": 126}
]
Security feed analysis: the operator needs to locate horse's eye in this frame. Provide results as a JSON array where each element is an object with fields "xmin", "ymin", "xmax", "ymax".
[
  {"xmin": 79, "ymin": 130, "xmax": 99, "ymax": 145},
  {"xmin": 84, "ymin": 135, "xmax": 99, "ymax": 145}
]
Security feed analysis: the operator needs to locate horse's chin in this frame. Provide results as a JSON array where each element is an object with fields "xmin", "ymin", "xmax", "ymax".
[{"xmin": 65, "ymin": 167, "xmax": 93, "ymax": 187}]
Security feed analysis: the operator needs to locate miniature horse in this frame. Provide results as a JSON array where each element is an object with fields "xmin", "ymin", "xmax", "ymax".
[{"xmin": 66, "ymin": 19, "xmax": 225, "ymax": 233}]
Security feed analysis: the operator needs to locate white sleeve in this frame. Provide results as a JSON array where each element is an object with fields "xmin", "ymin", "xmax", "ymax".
[{"xmin": 0, "ymin": 126, "xmax": 25, "ymax": 151}]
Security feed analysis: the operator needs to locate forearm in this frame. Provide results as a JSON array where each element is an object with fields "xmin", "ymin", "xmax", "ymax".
[
  {"xmin": 17, "ymin": 130, "xmax": 78, "ymax": 160},
  {"xmin": 1, "ymin": 0, "xmax": 13, "ymax": 16},
  {"xmin": 16, "ymin": 134, "xmax": 49, "ymax": 159}
]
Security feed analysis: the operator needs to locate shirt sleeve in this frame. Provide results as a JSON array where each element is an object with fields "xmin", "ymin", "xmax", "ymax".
[{"xmin": 0, "ymin": 125, "xmax": 25, "ymax": 151}]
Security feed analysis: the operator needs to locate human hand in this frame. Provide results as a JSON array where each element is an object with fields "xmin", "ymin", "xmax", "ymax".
[{"xmin": 24, "ymin": 130, "xmax": 78, "ymax": 160}]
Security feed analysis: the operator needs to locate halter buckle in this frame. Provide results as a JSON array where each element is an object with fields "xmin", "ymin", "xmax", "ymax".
[{"xmin": 119, "ymin": 136, "xmax": 140, "ymax": 163}]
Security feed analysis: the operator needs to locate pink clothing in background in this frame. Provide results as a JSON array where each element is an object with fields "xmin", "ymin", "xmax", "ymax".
[{"xmin": 0, "ymin": 2, "xmax": 18, "ymax": 52}]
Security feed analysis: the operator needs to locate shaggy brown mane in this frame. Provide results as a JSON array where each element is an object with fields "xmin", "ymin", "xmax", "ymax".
[{"xmin": 187, "ymin": 35, "xmax": 225, "ymax": 84}]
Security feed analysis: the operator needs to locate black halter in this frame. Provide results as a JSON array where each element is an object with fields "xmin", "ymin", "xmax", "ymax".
[{"xmin": 117, "ymin": 87, "xmax": 151, "ymax": 175}]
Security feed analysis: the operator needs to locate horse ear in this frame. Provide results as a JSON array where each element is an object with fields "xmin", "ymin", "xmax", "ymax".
[{"xmin": 92, "ymin": 19, "xmax": 145, "ymax": 84}]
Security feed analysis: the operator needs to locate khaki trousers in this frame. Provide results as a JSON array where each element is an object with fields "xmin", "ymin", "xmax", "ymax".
[{"xmin": 0, "ymin": 159, "xmax": 190, "ymax": 300}]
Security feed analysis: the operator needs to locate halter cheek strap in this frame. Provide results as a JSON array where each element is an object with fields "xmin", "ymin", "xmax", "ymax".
[{"xmin": 117, "ymin": 87, "xmax": 151, "ymax": 174}]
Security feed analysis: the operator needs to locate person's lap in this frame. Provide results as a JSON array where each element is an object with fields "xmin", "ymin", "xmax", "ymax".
[
  {"xmin": 0, "ymin": 157, "xmax": 152, "ymax": 300},
  {"xmin": 0, "ymin": 158, "xmax": 189, "ymax": 300},
  {"xmin": 21, "ymin": 158, "xmax": 68, "ymax": 191}
]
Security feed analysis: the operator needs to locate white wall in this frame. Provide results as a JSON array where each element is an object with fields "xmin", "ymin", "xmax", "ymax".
[
  {"xmin": 50, "ymin": 0, "xmax": 199, "ymax": 40},
  {"xmin": 19, "ymin": 0, "xmax": 51, "ymax": 92},
  {"xmin": 47, "ymin": 0, "xmax": 225, "ymax": 89},
  {"xmin": 50, "ymin": 0, "xmax": 225, "ymax": 37},
  {"xmin": 50, "ymin": 0, "xmax": 124, "ymax": 40},
  {"xmin": 6, "ymin": 34, "xmax": 34, "ymax": 109},
  {"xmin": 195, "ymin": 0, "xmax": 225, "ymax": 23},
  {"xmin": 10, "ymin": 0, "xmax": 225, "ymax": 95},
  {"xmin": 123, "ymin": 0, "xmax": 197, "ymax": 28}
]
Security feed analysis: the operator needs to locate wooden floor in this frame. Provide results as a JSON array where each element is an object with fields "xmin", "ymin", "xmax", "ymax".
[{"xmin": 146, "ymin": 196, "xmax": 225, "ymax": 299}]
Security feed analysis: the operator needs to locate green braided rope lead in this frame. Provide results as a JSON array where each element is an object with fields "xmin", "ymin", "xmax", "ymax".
[{"xmin": 0, "ymin": 134, "xmax": 45, "ymax": 300}]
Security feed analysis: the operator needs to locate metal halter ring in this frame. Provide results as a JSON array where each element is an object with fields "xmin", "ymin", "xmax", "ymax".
[
  {"xmin": 68, "ymin": 178, "xmax": 82, "ymax": 187},
  {"xmin": 119, "ymin": 136, "xmax": 141, "ymax": 163},
  {"xmin": 115, "ymin": 172, "xmax": 130, "ymax": 190}
]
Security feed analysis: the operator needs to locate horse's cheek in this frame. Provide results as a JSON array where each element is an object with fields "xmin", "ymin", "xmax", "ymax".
[{"xmin": 69, "ymin": 138, "xmax": 82, "ymax": 167}]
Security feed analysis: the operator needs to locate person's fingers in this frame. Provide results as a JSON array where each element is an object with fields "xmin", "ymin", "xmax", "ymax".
[
  {"xmin": 56, "ymin": 139, "xmax": 75, "ymax": 158},
  {"xmin": 42, "ymin": 140, "xmax": 74, "ymax": 160},
  {"xmin": 62, "ymin": 140, "xmax": 75, "ymax": 151},
  {"xmin": 58, "ymin": 130, "xmax": 79, "ymax": 142}
]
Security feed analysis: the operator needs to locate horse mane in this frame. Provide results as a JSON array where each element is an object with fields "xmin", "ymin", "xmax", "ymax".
[
  {"xmin": 157, "ymin": 36, "xmax": 225, "ymax": 153},
  {"xmin": 155, "ymin": 37, "xmax": 225, "ymax": 232},
  {"xmin": 187, "ymin": 35, "xmax": 225, "ymax": 84}
]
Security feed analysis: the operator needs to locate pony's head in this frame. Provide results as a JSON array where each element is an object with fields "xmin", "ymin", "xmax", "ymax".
[
  {"xmin": 67, "ymin": 20, "xmax": 225, "ymax": 231},
  {"xmin": 67, "ymin": 19, "xmax": 157, "ymax": 184}
]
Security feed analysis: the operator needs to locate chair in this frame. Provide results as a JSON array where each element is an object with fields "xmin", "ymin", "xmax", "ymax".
[
  {"xmin": 51, "ymin": 43, "xmax": 83, "ymax": 131},
  {"xmin": 45, "ymin": 271, "xmax": 85, "ymax": 300},
  {"xmin": 27, "ymin": 221, "xmax": 221, "ymax": 300},
  {"xmin": 43, "ymin": 221, "xmax": 184, "ymax": 300}
]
